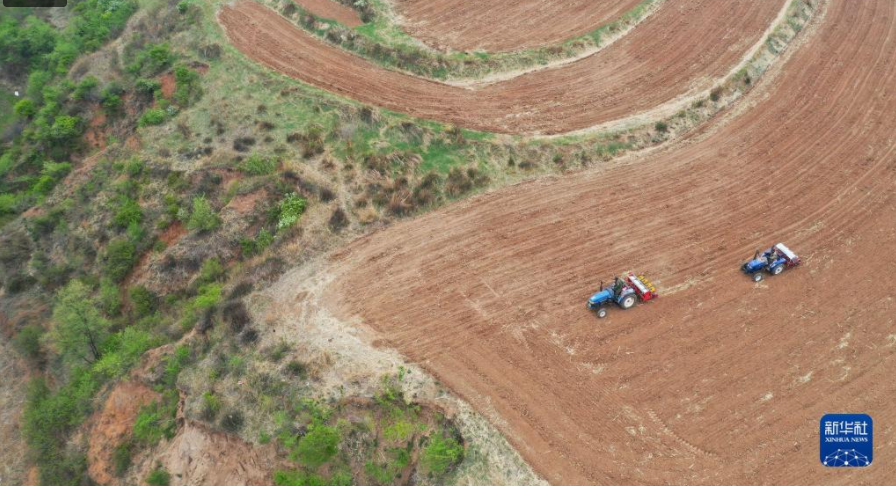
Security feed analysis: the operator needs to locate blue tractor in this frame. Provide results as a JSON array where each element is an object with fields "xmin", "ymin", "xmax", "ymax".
[
  {"xmin": 742, "ymin": 243, "xmax": 801, "ymax": 282},
  {"xmin": 587, "ymin": 273, "xmax": 658, "ymax": 318}
]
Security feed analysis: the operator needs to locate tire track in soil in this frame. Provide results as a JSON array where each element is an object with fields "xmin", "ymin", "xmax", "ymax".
[{"xmin": 322, "ymin": 1, "xmax": 896, "ymax": 484}]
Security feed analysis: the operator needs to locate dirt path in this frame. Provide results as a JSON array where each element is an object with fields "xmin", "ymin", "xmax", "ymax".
[
  {"xmin": 320, "ymin": 0, "xmax": 896, "ymax": 484},
  {"xmin": 391, "ymin": 0, "xmax": 643, "ymax": 52},
  {"xmin": 292, "ymin": 0, "xmax": 362, "ymax": 27},
  {"xmin": 218, "ymin": 0, "xmax": 786, "ymax": 135}
]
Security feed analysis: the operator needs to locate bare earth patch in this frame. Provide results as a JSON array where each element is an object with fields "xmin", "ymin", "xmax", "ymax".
[{"xmin": 87, "ymin": 381, "xmax": 161, "ymax": 485}]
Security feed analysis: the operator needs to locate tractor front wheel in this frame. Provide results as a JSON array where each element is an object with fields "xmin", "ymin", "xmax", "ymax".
[
  {"xmin": 620, "ymin": 295, "xmax": 637, "ymax": 309},
  {"xmin": 752, "ymin": 272, "xmax": 763, "ymax": 282},
  {"xmin": 772, "ymin": 265, "xmax": 784, "ymax": 275},
  {"xmin": 597, "ymin": 307, "xmax": 608, "ymax": 319}
]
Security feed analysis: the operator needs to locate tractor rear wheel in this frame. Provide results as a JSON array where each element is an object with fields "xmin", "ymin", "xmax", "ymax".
[
  {"xmin": 620, "ymin": 295, "xmax": 637, "ymax": 309},
  {"xmin": 597, "ymin": 307, "xmax": 608, "ymax": 319},
  {"xmin": 752, "ymin": 272, "xmax": 763, "ymax": 282},
  {"xmin": 772, "ymin": 265, "xmax": 784, "ymax": 275}
]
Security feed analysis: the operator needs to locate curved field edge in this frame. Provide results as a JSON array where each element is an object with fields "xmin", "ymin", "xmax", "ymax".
[
  {"xmin": 256, "ymin": 0, "xmax": 665, "ymax": 82},
  {"xmin": 549, "ymin": 0, "xmax": 818, "ymax": 140},
  {"xmin": 217, "ymin": 0, "xmax": 815, "ymax": 138},
  {"xmin": 255, "ymin": 262, "xmax": 551, "ymax": 486}
]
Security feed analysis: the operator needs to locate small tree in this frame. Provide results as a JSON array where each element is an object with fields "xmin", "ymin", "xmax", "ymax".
[
  {"xmin": 277, "ymin": 193, "xmax": 307, "ymax": 231},
  {"xmin": 49, "ymin": 115, "xmax": 82, "ymax": 142},
  {"xmin": 14, "ymin": 98, "xmax": 36, "ymax": 118},
  {"xmin": 186, "ymin": 196, "xmax": 220, "ymax": 232},
  {"xmin": 295, "ymin": 424, "xmax": 339, "ymax": 468},
  {"xmin": 421, "ymin": 433, "xmax": 464, "ymax": 477},
  {"xmin": 48, "ymin": 280, "xmax": 111, "ymax": 365}
]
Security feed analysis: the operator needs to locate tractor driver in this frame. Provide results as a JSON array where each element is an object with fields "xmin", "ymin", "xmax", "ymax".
[
  {"xmin": 613, "ymin": 276, "xmax": 624, "ymax": 296},
  {"xmin": 766, "ymin": 249, "xmax": 777, "ymax": 267}
]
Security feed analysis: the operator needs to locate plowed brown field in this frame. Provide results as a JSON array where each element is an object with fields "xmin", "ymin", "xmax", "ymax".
[
  {"xmin": 292, "ymin": 0, "xmax": 362, "ymax": 28},
  {"xmin": 219, "ymin": 0, "xmax": 786, "ymax": 135},
  {"xmin": 321, "ymin": 0, "xmax": 896, "ymax": 484},
  {"xmin": 392, "ymin": 0, "xmax": 642, "ymax": 52}
]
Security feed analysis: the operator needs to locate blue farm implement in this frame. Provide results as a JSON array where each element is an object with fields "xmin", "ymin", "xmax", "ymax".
[
  {"xmin": 587, "ymin": 272, "xmax": 658, "ymax": 318},
  {"xmin": 741, "ymin": 243, "xmax": 801, "ymax": 282}
]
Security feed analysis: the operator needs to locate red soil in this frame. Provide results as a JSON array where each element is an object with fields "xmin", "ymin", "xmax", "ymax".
[
  {"xmin": 218, "ymin": 0, "xmax": 786, "ymax": 135},
  {"xmin": 87, "ymin": 381, "xmax": 161, "ymax": 485},
  {"xmin": 293, "ymin": 0, "xmax": 362, "ymax": 27},
  {"xmin": 159, "ymin": 72, "xmax": 176, "ymax": 99},
  {"xmin": 325, "ymin": 1, "xmax": 896, "ymax": 484},
  {"xmin": 393, "ymin": 0, "xmax": 642, "ymax": 52},
  {"xmin": 225, "ymin": 189, "xmax": 267, "ymax": 215},
  {"xmin": 85, "ymin": 108, "xmax": 108, "ymax": 150}
]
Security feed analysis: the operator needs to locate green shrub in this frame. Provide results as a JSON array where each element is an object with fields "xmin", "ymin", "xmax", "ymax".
[
  {"xmin": 201, "ymin": 391, "xmax": 222, "ymax": 420},
  {"xmin": 0, "ymin": 193, "xmax": 20, "ymax": 214},
  {"xmin": 257, "ymin": 228, "xmax": 273, "ymax": 249},
  {"xmin": 198, "ymin": 258, "xmax": 224, "ymax": 284},
  {"xmin": 176, "ymin": 0, "xmax": 190, "ymax": 13},
  {"xmin": 133, "ymin": 398, "xmax": 177, "ymax": 446},
  {"xmin": 186, "ymin": 196, "xmax": 220, "ymax": 232},
  {"xmin": 13, "ymin": 324, "xmax": 45, "ymax": 360},
  {"xmin": 240, "ymin": 228, "xmax": 273, "ymax": 258},
  {"xmin": 138, "ymin": 108, "xmax": 166, "ymax": 127},
  {"xmin": 654, "ymin": 121, "xmax": 669, "ymax": 133},
  {"xmin": 99, "ymin": 278, "xmax": 122, "ymax": 316},
  {"xmin": 146, "ymin": 467, "xmax": 171, "ymax": 486},
  {"xmin": 273, "ymin": 470, "xmax": 351, "ymax": 486},
  {"xmin": 129, "ymin": 286, "xmax": 157, "ymax": 317},
  {"xmin": 135, "ymin": 78, "xmax": 162, "ymax": 97},
  {"xmin": 91, "ymin": 327, "xmax": 155, "ymax": 380},
  {"xmin": 104, "ymin": 238, "xmax": 137, "ymax": 281},
  {"xmin": 162, "ymin": 345, "xmax": 191, "ymax": 387},
  {"xmin": 101, "ymin": 93, "xmax": 123, "ymax": 114},
  {"xmin": 295, "ymin": 424, "xmax": 340, "ymax": 468},
  {"xmin": 72, "ymin": 76, "xmax": 98, "ymax": 101},
  {"xmin": 14, "ymin": 98, "xmax": 36, "ymax": 118},
  {"xmin": 113, "ymin": 197, "xmax": 143, "ymax": 228},
  {"xmin": 42, "ymin": 160, "xmax": 71, "ymax": 179},
  {"xmin": 125, "ymin": 158, "xmax": 145, "ymax": 177},
  {"xmin": 50, "ymin": 115, "xmax": 82, "ymax": 141},
  {"xmin": 112, "ymin": 441, "xmax": 132, "ymax": 476},
  {"xmin": 193, "ymin": 283, "xmax": 222, "ymax": 310},
  {"xmin": 128, "ymin": 43, "xmax": 172, "ymax": 76},
  {"xmin": 421, "ymin": 433, "xmax": 464, "ymax": 476},
  {"xmin": 277, "ymin": 193, "xmax": 307, "ymax": 231},
  {"xmin": 239, "ymin": 153, "xmax": 277, "ymax": 175},
  {"xmin": 173, "ymin": 65, "xmax": 202, "ymax": 107},
  {"xmin": 21, "ymin": 376, "xmax": 96, "ymax": 486}
]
